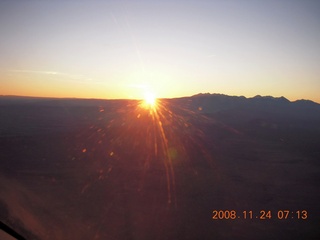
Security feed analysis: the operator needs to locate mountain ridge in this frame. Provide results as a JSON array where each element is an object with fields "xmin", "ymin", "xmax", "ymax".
[{"xmin": 1, "ymin": 93, "xmax": 319, "ymax": 105}]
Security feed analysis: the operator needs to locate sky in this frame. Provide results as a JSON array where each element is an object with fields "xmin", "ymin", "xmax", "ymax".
[{"xmin": 0, "ymin": 0, "xmax": 320, "ymax": 102}]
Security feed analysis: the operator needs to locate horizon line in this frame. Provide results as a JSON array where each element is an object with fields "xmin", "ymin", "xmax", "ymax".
[{"xmin": 0, "ymin": 93, "xmax": 319, "ymax": 104}]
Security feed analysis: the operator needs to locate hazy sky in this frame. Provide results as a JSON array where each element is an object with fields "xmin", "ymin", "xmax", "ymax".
[{"xmin": 1, "ymin": 0, "xmax": 320, "ymax": 102}]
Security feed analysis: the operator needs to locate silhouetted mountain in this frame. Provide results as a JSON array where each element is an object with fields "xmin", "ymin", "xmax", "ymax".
[{"xmin": 187, "ymin": 93, "xmax": 320, "ymax": 121}]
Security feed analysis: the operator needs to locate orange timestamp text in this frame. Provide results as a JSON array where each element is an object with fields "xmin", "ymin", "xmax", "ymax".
[{"xmin": 212, "ymin": 210, "xmax": 308, "ymax": 220}]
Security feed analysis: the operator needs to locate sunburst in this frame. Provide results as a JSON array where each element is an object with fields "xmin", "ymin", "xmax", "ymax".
[{"xmin": 143, "ymin": 91, "xmax": 157, "ymax": 108}]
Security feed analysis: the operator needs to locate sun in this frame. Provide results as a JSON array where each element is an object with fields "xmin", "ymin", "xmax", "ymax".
[{"xmin": 143, "ymin": 92, "xmax": 157, "ymax": 108}]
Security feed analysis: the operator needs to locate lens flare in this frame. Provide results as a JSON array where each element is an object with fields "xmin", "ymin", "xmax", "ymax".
[
  {"xmin": 79, "ymin": 96, "xmax": 216, "ymax": 206},
  {"xmin": 143, "ymin": 92, "xmax": 157, "ymax": 107}
]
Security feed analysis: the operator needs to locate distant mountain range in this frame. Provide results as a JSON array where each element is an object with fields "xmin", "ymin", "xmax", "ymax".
[
  {"xmin": 192, "ymin": 92, "xmax": 318, "ymax": 105},
  {"xmin": 1, "ymin": 93, "xmax": 320, "ymax": 120},
  {"xmin": 1, "ymin": 93, "xmax": 319, "ymax": 105},
  {"xmin": 165, "ymin": 93, "xmax": 320, "ymax": 121}
]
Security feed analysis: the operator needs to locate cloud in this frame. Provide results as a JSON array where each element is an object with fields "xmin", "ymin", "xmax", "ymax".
[
  {"xmin": 8, "ymin": 69, "xmax": 58, "ymax": 75},
  {"xmin": 7, "ymin": 69, "xmax": 93, "ymax": 82}
]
